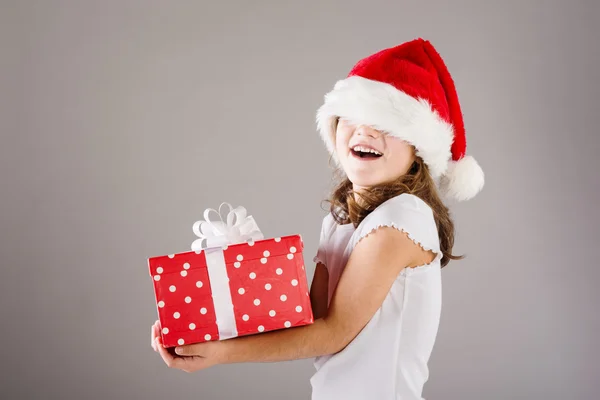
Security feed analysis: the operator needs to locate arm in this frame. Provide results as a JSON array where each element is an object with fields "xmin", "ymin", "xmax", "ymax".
[
  {"xmin": 218, "ymin": 227, "xmax": 432, "ymax": 363},
  {"xmin": 164, "ymin": 227, "xmax": 435, "ymax": 369},
  {"xmin": 310, "ymin": 262, "xmax": 329, "ymax": 320}
]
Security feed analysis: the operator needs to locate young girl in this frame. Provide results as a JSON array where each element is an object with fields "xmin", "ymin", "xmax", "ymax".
[{"xmin": 151, "ymin": 38, "xmax": 484, "ymax": 399}]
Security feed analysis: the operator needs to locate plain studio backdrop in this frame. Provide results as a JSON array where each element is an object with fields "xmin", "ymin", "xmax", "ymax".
[{"xmin": 2, "ymin": 1, "xmax": 599, "ymax": 399}]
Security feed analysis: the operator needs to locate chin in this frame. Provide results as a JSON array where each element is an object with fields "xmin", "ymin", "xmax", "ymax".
[{"xmin": 347, "ymin": 174, "xmax": 381, "ymax": 189}]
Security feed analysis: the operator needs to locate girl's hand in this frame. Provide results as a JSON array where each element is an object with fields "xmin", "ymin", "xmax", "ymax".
[
  {"xmin": 150, "ymin": 320, "xmax": 160, "ymax": 352},
  {"xmin": 150, "ymin": 320, "xmax": 228, "ymax": 373}
]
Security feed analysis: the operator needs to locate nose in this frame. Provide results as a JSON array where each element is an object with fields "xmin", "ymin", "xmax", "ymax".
[{"xmin": 355, "ymin": 124, "xmax": 380, "ymax": 139}]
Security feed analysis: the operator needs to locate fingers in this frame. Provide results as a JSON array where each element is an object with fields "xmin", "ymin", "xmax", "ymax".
[
  {"xmin": 156, "ymin": 337, "xmax": 185, "ymax": 369},
  {"xmin": 153, "ymin": 321, "xmax": 160, "ymax": 337},
  {"xmin": 154, "ymin": 337, "xmax": 212, "ymax": 373},
  {"xmin": 174, "ymin": 344, "xmax": 197, "ymax": 357},
  {"xmin": 151, "ymin": 323, "xmax": 157, "ymax": 351},
  {"xmin": 151, "ymin": 320, "xmax": 160, "ymax": 351}
]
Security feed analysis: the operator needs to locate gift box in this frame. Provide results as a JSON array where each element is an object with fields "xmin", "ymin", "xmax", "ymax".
[{"xmin": 148, "ymin": 203, "xmax": 314, "ymax": 348}]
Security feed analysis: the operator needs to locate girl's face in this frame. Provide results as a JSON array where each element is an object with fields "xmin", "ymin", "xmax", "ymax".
[{"xmin": 335, "ymin": 118, "xmax": 416, "ymax": 192}]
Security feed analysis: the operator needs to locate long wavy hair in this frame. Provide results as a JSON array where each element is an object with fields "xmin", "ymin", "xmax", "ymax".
[{"xmin": 323, "ymin": 140, "xmax": 463, "ymax": 268}]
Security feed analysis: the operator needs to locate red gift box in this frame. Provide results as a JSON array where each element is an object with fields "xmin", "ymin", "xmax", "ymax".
[{"xmin": 148, "ymin": 234, "xmax": 314, "ymax": 348}]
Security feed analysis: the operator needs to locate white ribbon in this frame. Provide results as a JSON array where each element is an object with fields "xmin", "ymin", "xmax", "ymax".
[
  {"xmin": 191, "ymin": 202, "xmax": 264, "ymax": 251},
  {"xmin": 203, "ymin": 247, "xmax": 237, "ymax": 339},
  {"xmin": 191, "ymin": 203, "xmax": 264, "ymax": 340}
]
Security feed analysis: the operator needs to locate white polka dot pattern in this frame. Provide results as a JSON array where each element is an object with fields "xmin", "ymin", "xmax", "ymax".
[{"xmin": 148, "ymin": 234, "xmax": 309, "ymax": 347}]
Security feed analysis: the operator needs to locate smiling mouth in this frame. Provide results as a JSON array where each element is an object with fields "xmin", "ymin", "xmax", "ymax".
[{"xmin": 350, "ymin": 147, "xmax": 383, "ymax": 159}]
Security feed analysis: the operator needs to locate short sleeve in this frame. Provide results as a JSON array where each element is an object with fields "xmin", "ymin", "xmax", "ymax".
[
  {"xmin": 352, "ymin": 194, "xmax": 440, "ymax": 254},
  {"xmin": 313, "ymin": 213, "xmax": 335, "ymax": 267}
]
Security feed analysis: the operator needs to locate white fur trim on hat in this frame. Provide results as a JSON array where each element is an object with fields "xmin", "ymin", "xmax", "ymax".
[
  {"xmin": 439, "ymin": 155, "xmax": 484, "ymax": 201},
  {"xmin": 316, "ymin": 75, "xmax": 454, "ymax": 179}
]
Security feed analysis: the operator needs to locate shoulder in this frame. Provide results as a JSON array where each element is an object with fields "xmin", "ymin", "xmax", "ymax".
[
  {"xmin": 372, "ymin": 193, "xmax": 434, "ymax": 219},
  {"xmin": 354, "ymin": 194, "xmax": 439, "ymax": 253},
  {"xmin": 348, "ymin": 195, "xmax": 438, "ymax": 272},
  {"xmin": 360, "ymin": 194, "xmax": 435, "ymax": 229}
]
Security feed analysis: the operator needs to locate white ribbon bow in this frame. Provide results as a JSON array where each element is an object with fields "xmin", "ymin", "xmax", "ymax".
[{"xmin": 191, "ymin": 202, "xmax": 264, "ymax": 251}]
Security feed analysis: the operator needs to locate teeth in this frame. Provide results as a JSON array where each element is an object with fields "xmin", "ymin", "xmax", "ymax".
[{"xmin": 352, "ymin": 146, "xmax": 382, "ymax": 156}]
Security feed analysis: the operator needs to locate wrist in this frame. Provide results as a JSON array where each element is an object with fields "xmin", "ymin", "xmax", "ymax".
[{"xmin": 217, "ymin": 339, "xmax": 236, "ymax": 364}]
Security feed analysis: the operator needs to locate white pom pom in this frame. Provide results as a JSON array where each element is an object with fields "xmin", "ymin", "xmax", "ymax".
[{"xmin": 439, "ymin": 155, "xmax": 484, "ymax": 201}]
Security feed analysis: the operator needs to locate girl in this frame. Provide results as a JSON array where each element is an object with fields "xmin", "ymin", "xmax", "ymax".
[{"xmin": 151, "ymin": 38, "xmax": 484, "ymax": 399}]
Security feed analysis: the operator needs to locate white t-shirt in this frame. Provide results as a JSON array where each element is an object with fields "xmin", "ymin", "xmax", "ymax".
[{"xmin": 310, "ymin": 193, "xmax": 442, "ymax": 400}]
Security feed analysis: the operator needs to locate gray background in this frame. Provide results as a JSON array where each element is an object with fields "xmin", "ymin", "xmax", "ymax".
[{"xmin": 1, "ymin": 0, "xmax": 599, "ymax": 399}]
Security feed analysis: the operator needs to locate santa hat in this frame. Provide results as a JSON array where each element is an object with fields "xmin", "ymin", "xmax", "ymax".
[{"xmin": 316, "ymin": 38, "xmax": 484, "ymax": 201}]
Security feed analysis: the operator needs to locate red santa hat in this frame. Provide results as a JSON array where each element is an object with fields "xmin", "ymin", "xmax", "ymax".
[{"xmin": 316, "ymin": 38, "xmax": 484, "ymax": 201}]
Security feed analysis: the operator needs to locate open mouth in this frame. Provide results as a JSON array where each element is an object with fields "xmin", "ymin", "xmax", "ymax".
[{"xmin": 350, "ymin": 146, "xmax": 383, "ymax": 159}]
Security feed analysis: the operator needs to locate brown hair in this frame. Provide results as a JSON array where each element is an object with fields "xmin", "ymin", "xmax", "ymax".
[{"xmin": 323, "ymin": 153, "xmax": 463, "ymax": 268}]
